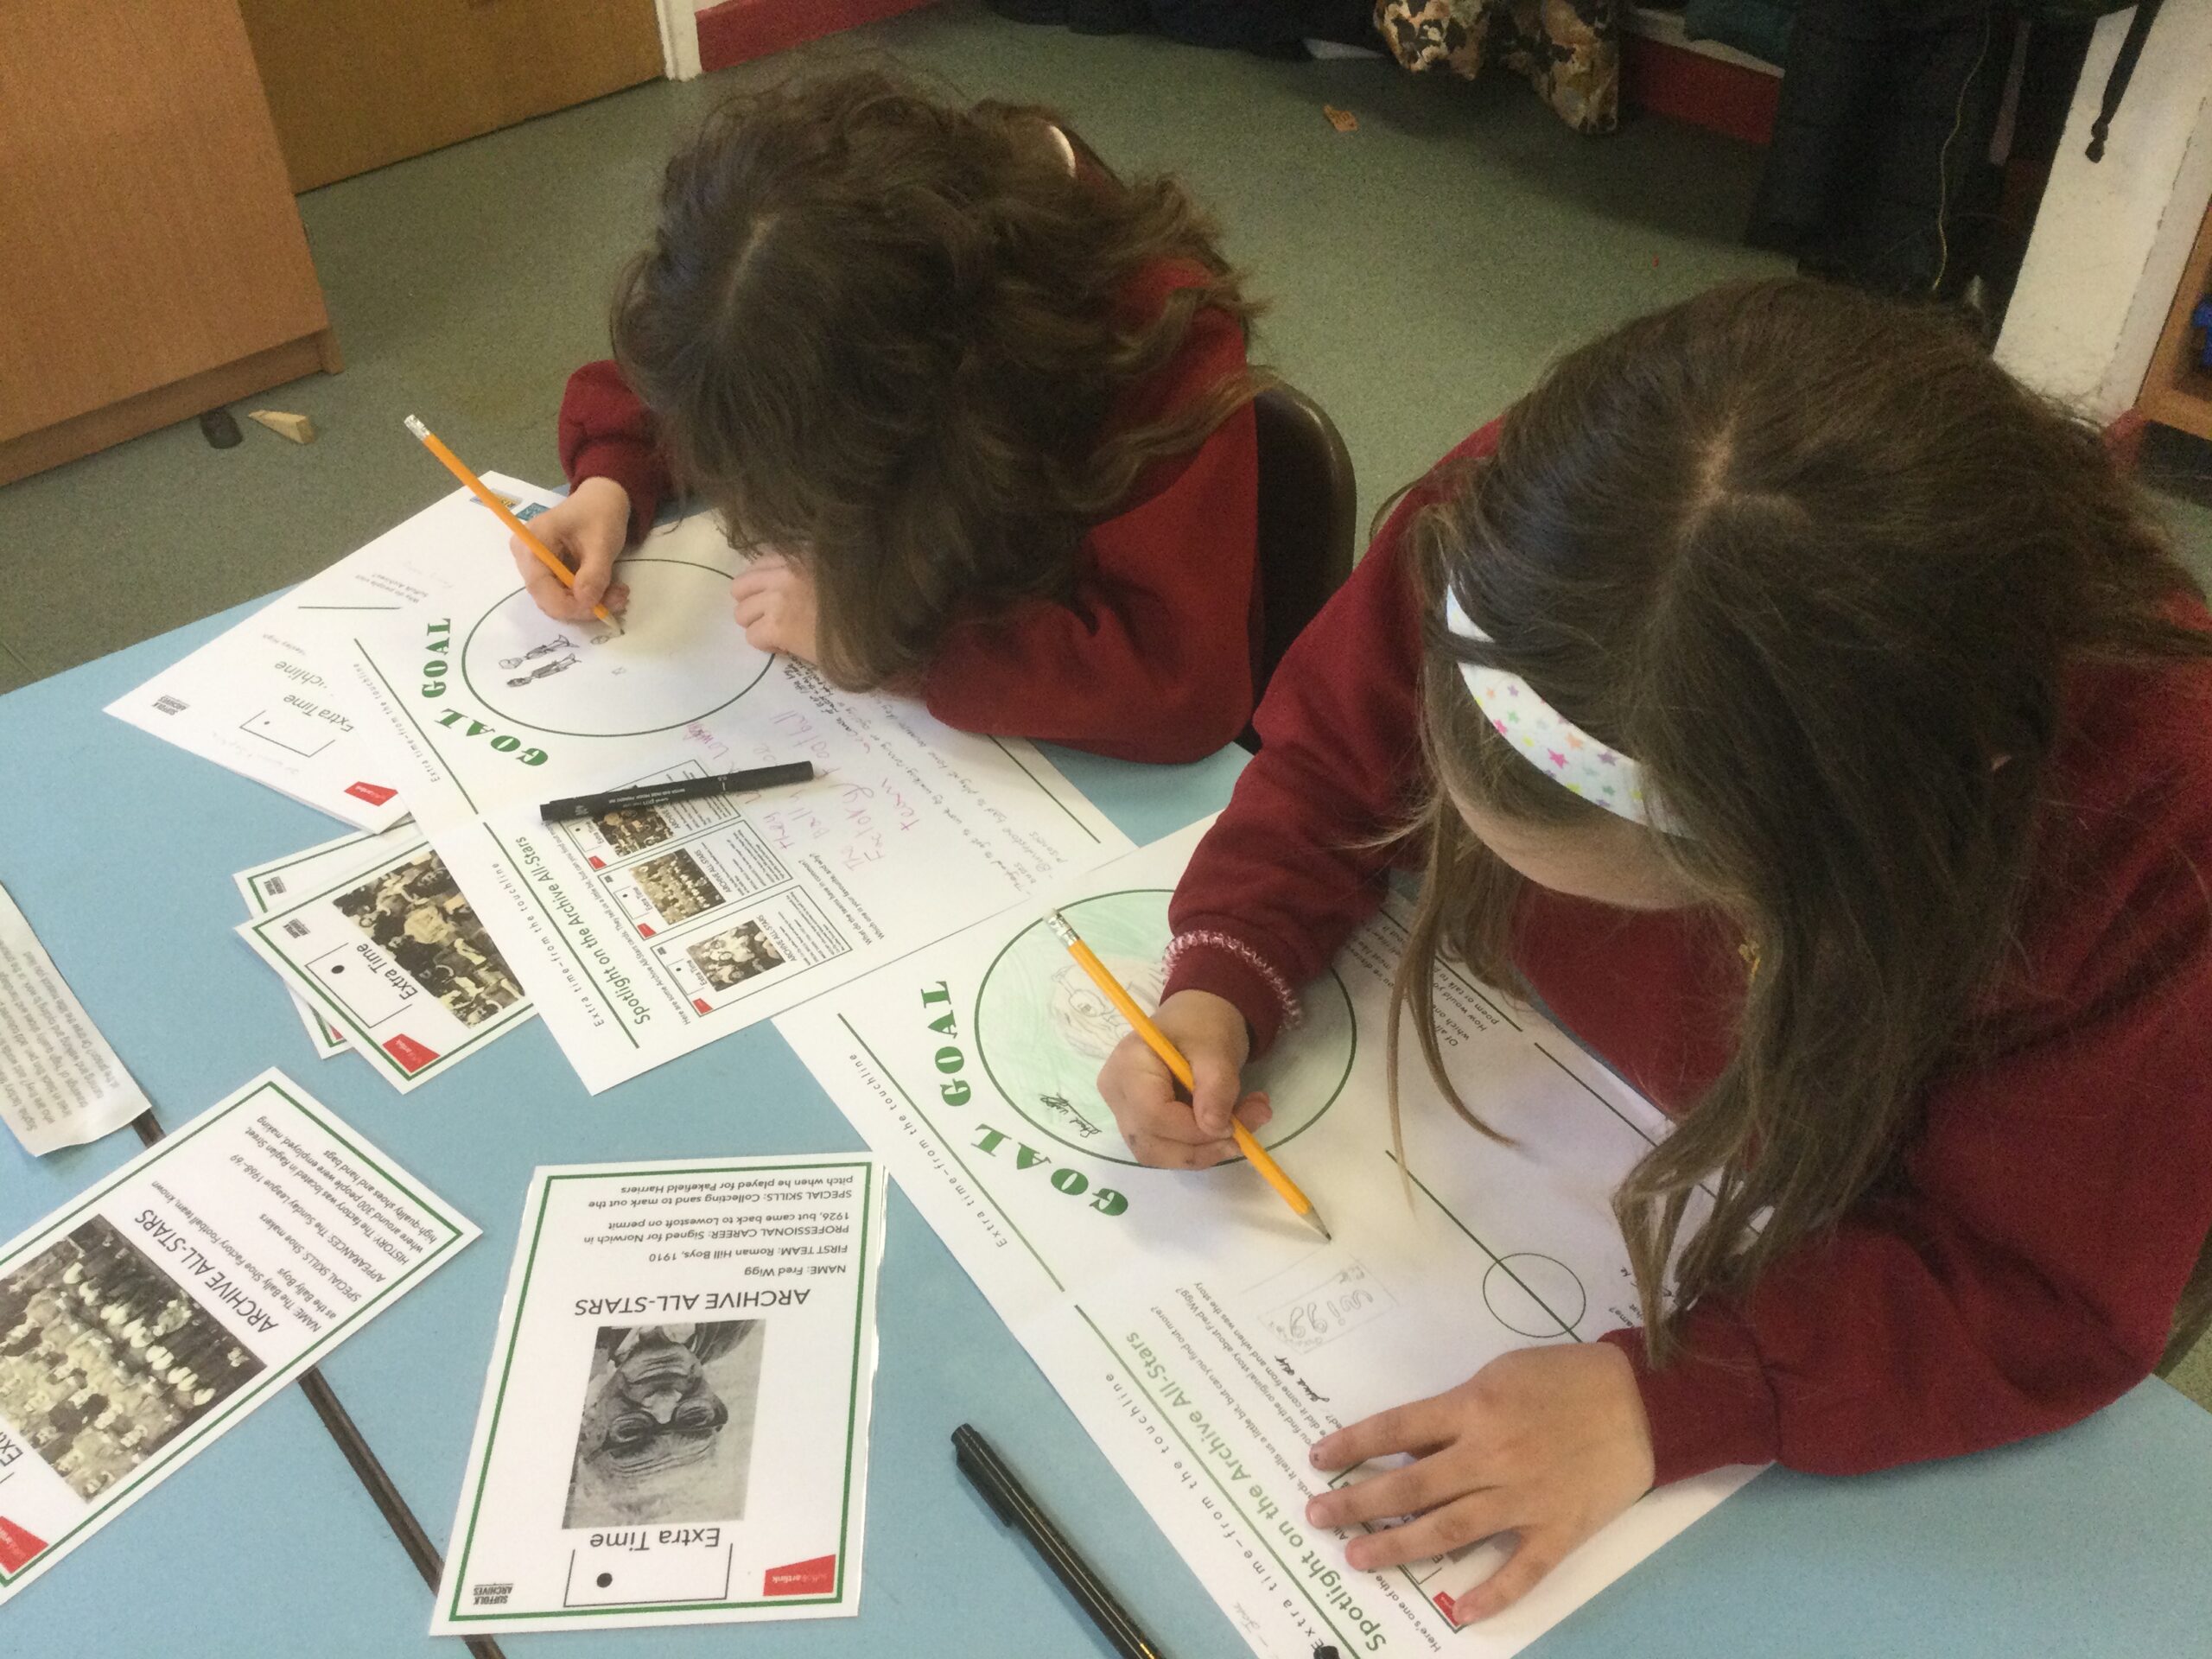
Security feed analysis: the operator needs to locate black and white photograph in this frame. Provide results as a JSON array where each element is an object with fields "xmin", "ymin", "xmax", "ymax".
[
  {"xmin": 630, "ymin": 849, "xmax": 725, "ymax": 926},
  {"xmin": 563, "ymin": 1321, "xmax": 764, "ymax": 1528},
  {"xmin": 594, "ymin": 805, "xmax": 674, "ymax": 859},
  {"xmin": 333, "ymin": 851, "xmax": 525, "ymax": 1027},
  {"xmin": 683, "ymin": 918, "xmax": 785, "ymax": 992},
  {"xmin": 0, "ymin": 1217, "xmax": 264, "ymax": 1503}
]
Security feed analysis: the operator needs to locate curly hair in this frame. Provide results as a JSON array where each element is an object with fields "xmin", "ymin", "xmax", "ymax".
[{"xmin": 608, "ymin": 69, "xmax": 1266, "ymax": 690}]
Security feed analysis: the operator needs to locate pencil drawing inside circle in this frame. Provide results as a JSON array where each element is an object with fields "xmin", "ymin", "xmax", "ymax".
[
  {"xmin": 1480, "ymin": 1253, "xmax": 1586, "ymax": 1338},
  {"xmin": 564, "ymin": 1321, "xmax": 764, "ymax": 1528},
  {"xmin": 974, "ymin": 889, "xmax": 1357, "ymax": 1167},
  {"xmin": 462, "ymin": 558, "xmax": 774, "ymax": 738}
]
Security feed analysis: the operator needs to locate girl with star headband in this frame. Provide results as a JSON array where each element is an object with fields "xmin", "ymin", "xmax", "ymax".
[{"xmin": 1098, "ymin": 279, "xmax": 2212, "ymax": 1624}]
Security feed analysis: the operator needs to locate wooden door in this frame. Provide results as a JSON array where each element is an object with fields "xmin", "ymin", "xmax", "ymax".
[{"xmin": 238, "ymin": 0, "xmax": 664, "ymax": 192}]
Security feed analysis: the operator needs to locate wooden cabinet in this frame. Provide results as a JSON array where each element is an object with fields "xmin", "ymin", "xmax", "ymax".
[
  {"xmin": 0, "ymin": 0, "xmax": 340, "ymax": 488},
  {"xmin": 238, "ymin": 0, "xmax": 664, "ymax": 192}
]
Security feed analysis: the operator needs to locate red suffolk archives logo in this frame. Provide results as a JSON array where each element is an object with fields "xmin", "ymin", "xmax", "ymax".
[{"xmin": 762, "ymin": 1554, "xmax": 836, "ymax": 1598}]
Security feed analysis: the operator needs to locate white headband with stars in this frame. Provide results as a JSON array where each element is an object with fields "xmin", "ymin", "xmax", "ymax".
[{"xmin": 1444, "ymin": 589, "xmax": 1676, "ymax": 832}]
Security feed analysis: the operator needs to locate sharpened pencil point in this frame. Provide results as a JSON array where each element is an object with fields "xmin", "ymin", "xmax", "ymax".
[{"xmin": 1305, "ymin": 1210, "xmax": 1332, "ymax": 1243}]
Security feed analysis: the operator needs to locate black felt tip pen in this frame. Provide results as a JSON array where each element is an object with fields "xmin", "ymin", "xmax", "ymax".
[
  {"xmin": 538, "ymin": 760, "xmax": 816, "ymax": 822},
  {"xmin": 952, "ymin": 1424, "xmax": 1167, "ymax": 1659}
]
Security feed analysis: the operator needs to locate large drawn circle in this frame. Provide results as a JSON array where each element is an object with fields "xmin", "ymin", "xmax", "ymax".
[
  {"xmin": 972, "ymin": 888, "xmax": 1356, "ymax": 1167},
  {"xmin": 1481, "ymin": 1253, "xmax": 1586, "ymax": 1338},
  {"xmin": 461, "ymin": 559, "xmax": 772, "ymax": 738}
]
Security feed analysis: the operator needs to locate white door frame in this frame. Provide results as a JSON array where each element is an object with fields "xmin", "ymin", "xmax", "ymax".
[{"xmin": 654, "ymin": 0, "xmax": 707, "ymax": 80}]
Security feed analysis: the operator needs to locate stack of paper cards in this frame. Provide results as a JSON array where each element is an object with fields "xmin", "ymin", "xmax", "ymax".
[{"xmin": 234, "ymin": 831, "xmax": 535, "ymax": 1091}]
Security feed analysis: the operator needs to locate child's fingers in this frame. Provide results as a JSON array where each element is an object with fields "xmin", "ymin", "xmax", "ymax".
[
  {"xmin": 1306, "ymin": 1451, "xmax": 1465, "ymax": 1532},
  {"xmin": 1446, "ymin": 1529, "xmax": 1567, "ymax": 1624},
  {"xmin": 1122, "ymin": 1130, "xmax": 1239, "ymax": 1170},
  {"xmin": 513, "ymin": 556, "xmax": 590, "ymax": 620},
  {"xmin": 1233, "ymin": 1091, "xmax": 1273, "ymax": 1130},
  {"xmin": 1349, "ymin": 1491, "xmax": 1514, "ymax": 1578},
  {"xmin": 1187, "ymin": 1047, "xmax": 1243, "ymax": 1139},
  {"xmin": 1310, "ymin": 1397, "xmax": 1450, "ymax": 1472},
  {"xmin": 565, "ymin": 537, "xmax": 620, "ymax": 609},
  {"xmin": 1097, "ymin": 1035, "xmax": 1227, "ymax": 1160}
]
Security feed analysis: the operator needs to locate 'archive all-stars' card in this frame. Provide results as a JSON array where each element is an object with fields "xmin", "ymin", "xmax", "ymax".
[{"xmin": 432, "ymin": 1155, "xmax": 886, "ymax": 1634}]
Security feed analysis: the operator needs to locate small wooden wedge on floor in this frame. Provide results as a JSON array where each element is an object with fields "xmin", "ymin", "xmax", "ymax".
[{"xmin": 248, "ymin": 408, "xmax": 316, "ymax": 444}]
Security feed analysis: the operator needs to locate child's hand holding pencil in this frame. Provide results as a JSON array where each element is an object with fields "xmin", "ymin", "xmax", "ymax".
[
  {"xmin": 404, "ymin": 415, "xmax": 629, "ymax": 630},
  {"xmin": 1096, "ymin": 986, "xmax": 1273, "ymax": 1169},
  {"xmin": 505, "ymin": 476, "xmax": 632, "ymax": 624}
]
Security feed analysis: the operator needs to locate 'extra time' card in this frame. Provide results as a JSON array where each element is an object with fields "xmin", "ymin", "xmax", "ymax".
[
  {"xmin": 236, "ymin": 838, "xmax": 534, "ymax": 1092},
  {"xmin": 432, "ymin": 1156, "xmax": 885, "ymax": 1634}
]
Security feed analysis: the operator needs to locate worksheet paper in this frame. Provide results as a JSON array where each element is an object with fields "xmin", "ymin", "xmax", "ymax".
[
  {"xmin": 105, "ymin": 474, "xmax": 563, "ymax": 831},
  {"xmin": 432, "ymin": 1154, "xmax": 885, "ymax": 1635},
  {"xmin": 327, "ymin": 508, "xmax": 1132, "ymax": 1090},
  {"xmin": 0, "ymin": 880, "xmax": 151, "ymax": 1155},
  {"xmin": 0, "ymin": 1070, "xmax": 477, "ymax": 1606},
  {"xmin": 776, "ymin": 821, "xmax": 1762, "ymax": 1659},
  {"xmin": 234, "ymin": 820, "xmax": 424, "ymax": 1061},
  {"xmin": 236, "ymin": 836, "xmax": 535, "ymax": 1093}
]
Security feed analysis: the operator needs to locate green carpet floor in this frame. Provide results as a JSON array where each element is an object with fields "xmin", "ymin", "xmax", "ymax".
[{"xmin": 0, "ymin": 0, "xmax": 2204, "ymax": 1404}]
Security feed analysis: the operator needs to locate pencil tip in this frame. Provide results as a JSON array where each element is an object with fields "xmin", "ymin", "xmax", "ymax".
[{"xmin": 1306, "ymin": 1211, "xmax": 1332, "ymax": 1243}]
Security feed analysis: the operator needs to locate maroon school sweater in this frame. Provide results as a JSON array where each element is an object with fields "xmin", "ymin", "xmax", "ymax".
[
  {"xmin": 1164, "ymin": 423, "xmax": 2212, "ymax": 1489},
  {"xmin": 555, "ymin": 259, "xmax": 1260, "ymax": 764}
]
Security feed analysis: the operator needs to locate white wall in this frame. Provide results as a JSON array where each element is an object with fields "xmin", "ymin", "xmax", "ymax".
[{"xmin": 1996, "ymin": 4, "xmax": 2212, "ymax": 419}]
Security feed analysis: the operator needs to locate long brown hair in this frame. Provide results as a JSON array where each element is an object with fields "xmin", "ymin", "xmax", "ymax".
[
  {"xmin": 608, "ymin": 69, "xmax": 1264, "ymax": 690},
  {"xmin": 1389, "ymin": 278, "xmax": 2212, "ymax": 1363}
]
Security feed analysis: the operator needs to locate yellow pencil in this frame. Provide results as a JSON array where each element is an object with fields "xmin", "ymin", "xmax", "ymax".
[
  {"xmin": 1047, "ymin": 910, "xmax": 1330, "ymax": 1242},
  {"xmin": 404, "ymin": 415, "xmax": 624, "ymax": 635}
]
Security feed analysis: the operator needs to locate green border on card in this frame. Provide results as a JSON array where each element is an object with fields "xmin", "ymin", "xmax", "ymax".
[
  {"xmin": 442, "ymin": 1159, "xmax": 877, "ymax": 1623},
  {"xmin": 0, "ymin": 1078, "xmax": 467, "ymax": 1586},
  {"xmin": 245, "ymin": 838, "xmax": 532, "ymax": 1083}
]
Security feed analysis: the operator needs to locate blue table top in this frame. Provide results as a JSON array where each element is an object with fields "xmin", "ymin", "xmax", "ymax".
[{"xmin": 5, "ymin": 601, "xmax": 2211, "ymax": 1658}]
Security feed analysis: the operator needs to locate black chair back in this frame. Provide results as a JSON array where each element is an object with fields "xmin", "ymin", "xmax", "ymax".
[{"xmin": 1243, "ymin": 382, "xmax": 1357, "ymax": 749}]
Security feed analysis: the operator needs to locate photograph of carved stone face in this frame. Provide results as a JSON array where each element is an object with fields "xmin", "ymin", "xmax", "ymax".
[{"xmin": 563, "ymin": 1321, "xmax": 764, "ymax": 1529}]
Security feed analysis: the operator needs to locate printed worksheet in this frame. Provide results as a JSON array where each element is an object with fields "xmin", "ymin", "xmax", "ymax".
[
  {"xmin": 236, "ymin": 837, "xmax": 535, "ymax": 1093},
  {"xmin": 105, "ymin": 475, "xmax": 563, "ymax": 830},
  {"xmin": 432, "ymin": 1155, "xmax": 885, "ymax": 1634},
  {"xmin": 337, "ymin": 509, "xmax": 784, "ymax": 836},
  {"xmin": 777, "ymin": 821, "xmax": 1762, "ymax": 1659},
  {"xmin": 0, "ymin": 1071, "xmax": 477, "ymax": 1605},
  {"xmin": 435, "ymin": 728, "xmax": 1125, "ymax": 1093},
  {"xmin": 0, "ymin": 882, "xmax": 150, "ymax": 1155},
  {"xmin": 234, "ymin": 820, "xmax": 423, "ymax": 1060}
]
